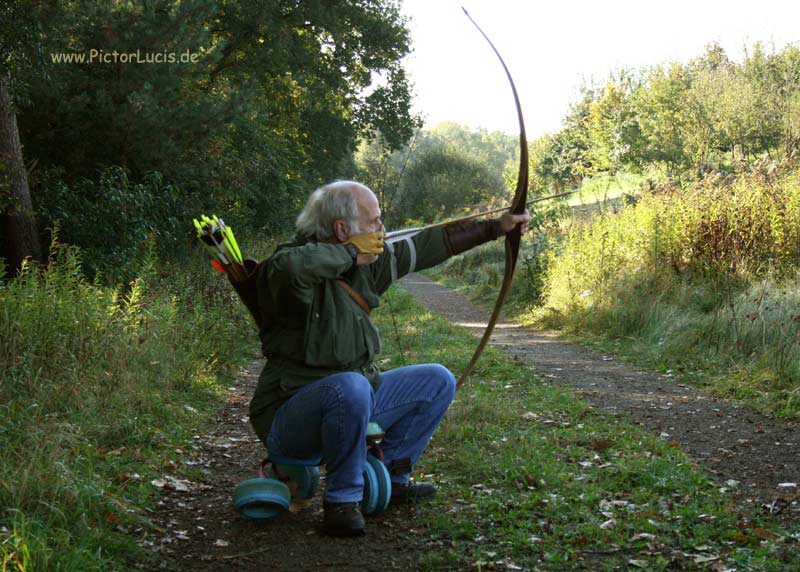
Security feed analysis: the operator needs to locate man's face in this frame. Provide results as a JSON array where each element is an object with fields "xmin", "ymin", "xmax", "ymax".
[{"xmin": 354, "ymin": 185, "xmax": 384, "ymax": 236}]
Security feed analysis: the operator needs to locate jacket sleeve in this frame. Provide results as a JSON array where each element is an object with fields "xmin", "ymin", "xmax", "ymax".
[
  {"xmin": 269, "ymin": 242, "xmax": 354, "ymax": 291},
  {"xmin": 370, "ymin": 219, "xmax": 505, "ymax": 295},
  {"xmin": 369, "ymin": 226, "xmax": 447, "ymax": 294}
]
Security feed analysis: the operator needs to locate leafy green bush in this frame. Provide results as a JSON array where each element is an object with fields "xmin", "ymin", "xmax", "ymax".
[
  {"xmin": 0, "ymin": 241, "xmax": 256, "ymax": 571},
  {"xmin": 542, "ymin": 171, "xmax": 800, "ymax": 316},
  {"xmin": 433, "ymin": 201, "xmax": 568, "ymax": 308},
  {"xmin": 538, "ymin": 170, "xmax": 800, "ymax": 416},
  {"xmin": 37, "ymin": 167, "xmax": 184, "ymax": 281}
]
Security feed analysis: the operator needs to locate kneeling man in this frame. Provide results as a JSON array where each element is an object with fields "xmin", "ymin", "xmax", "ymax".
[{"xmin": 249, "ymin": 181, "xmax": 530, "ymax": 536}]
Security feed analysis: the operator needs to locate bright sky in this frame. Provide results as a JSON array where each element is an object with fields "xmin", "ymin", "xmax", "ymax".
[{"xmin": 400, "ymin": 0, "xmax": 800, "ymax": 138}]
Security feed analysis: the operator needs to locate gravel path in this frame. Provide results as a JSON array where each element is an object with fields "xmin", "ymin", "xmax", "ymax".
[{"xmin": 399, "ymin": 272, "xmax": 800, "ymax": 524}]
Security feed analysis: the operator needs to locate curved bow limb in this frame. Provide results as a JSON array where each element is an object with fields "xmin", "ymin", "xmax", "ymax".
[{"xmin": 456, "ymin": 7, "xmax": 529, "ymax": 389}]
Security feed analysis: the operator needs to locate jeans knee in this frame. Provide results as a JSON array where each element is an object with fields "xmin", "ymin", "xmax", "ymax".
[
  {"xmin": 333, "ymin": 373, "xmax": 373, "ymax": 415},
  {"xmin": 428, "ymin": 364, "xmax": 456, "ymax": 403}
]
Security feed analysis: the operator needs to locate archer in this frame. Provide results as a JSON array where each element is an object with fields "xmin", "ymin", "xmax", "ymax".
[{"xmin": 249, "ymin": 180, "xmax": 531, "ymax": 536}]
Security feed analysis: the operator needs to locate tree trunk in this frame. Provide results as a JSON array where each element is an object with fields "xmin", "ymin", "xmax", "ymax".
[{"xmin": 0, "ymin": 71, "xmax": 42, "ymax": 275}]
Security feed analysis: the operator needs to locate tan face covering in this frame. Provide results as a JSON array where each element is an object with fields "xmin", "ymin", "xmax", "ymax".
[{"xmin": 344, "ymin": 230, "xmax": 385, "ymax": 255}]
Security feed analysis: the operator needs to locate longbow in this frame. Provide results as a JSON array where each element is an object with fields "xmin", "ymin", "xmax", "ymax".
[{"xmin": 456, "ymin": 8, "xmax": 529, "ymax": 389}]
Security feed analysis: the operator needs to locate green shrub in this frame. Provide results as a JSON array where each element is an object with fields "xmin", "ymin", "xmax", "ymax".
[
  {"xmin": 37, "ymin": 167, "xmax": 185, "ymax": 281},
  {"xmin": 538, "ymin": 170, "xmax": 800, "ymax": 416},
  {"xmin": 434, "ymin": 201, "xmax": 567, "ymax": 308},
  {"xmin": 0, "ymin": 241, "xmax": 256, "ymax": 571}
]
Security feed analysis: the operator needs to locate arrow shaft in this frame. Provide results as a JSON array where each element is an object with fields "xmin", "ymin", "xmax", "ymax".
[{"xmin": 386, "ymin": 189, "xmax": 576, "ymax": 241}]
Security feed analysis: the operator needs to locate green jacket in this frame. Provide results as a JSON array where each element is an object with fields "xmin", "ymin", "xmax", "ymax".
[{"xmin": 248, "ymin": 226, "xmax": 453, "ymax": 442}]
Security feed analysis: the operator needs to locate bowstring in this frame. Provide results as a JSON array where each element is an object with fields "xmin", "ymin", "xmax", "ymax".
[
  {"xmin": 384, "ymin": 284, "xmax": 407, "ymax": 367},
  {"xmin": 377, "ymin": 141, "xmax": 417, "ymax": 368}
]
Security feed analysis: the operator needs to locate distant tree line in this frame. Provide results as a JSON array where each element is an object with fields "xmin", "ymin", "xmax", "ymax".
[
  {"xmin": 355, "ymin": 122, "xmax": 517, "ymax": 226},
  {"xmin": 534, "ymin": 42, "xmax": 800, "ymax": 188},
  {"xmin": 357, "ymin": 42, "xmax": 800, "ymax": 229}
]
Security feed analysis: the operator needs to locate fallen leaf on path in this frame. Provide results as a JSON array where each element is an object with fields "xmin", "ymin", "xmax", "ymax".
[
  {"xmin": 150, "ymin": 476, "xmax": 211, "ymax": 493},
  {"xmin": 752, "ymin": 527, "xmax": 776, "ymax": 539}
]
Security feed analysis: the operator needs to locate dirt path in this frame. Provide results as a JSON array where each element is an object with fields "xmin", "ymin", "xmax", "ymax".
[
  {"xmin": 147, "ymin": 272, "xmax": 799, "ymax": 571},
  {"xmin": 399, "ymin": 273, "xmax": 800, "ymax": 524},
  {"xmin": 147, "ymin": 360, "xmax": 423, "ymax": 572}
]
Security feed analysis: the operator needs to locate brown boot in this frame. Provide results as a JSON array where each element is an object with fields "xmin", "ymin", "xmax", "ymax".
[
  {"xmin": 390, "ymin": 481, "xmax": 436, "ymax": 504},
  {"xmin": 323, "ymin": 501, "xmax": 366, "ymax": 537}
]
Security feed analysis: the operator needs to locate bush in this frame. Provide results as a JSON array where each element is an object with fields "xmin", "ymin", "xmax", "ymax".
[
  {"xmin": 537, "ymin": 169, "xmax": 800, "ymax": 416},
  {"xmin": 37, "ymin": 167, "xmax": 185, "ymax": 281},
  {"xmin": 0, "ymin": 241, "xmax": 256, "ymax": 571}
]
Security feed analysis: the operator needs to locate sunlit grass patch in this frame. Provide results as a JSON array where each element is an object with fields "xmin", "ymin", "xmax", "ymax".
[{"xmin": 373, "ymin": 288, "xmax": 800, "ymax": 571}]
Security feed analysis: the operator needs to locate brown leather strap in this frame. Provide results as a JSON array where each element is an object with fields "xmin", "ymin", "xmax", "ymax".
[{"xmin": 335, "ymin": 279, "xmax": 371, "ymax": 316}]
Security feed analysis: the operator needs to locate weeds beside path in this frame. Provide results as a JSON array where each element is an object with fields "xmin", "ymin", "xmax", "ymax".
[{"xmin": 399, "ymin": 273, "xmax": 800, "ymax": 525}]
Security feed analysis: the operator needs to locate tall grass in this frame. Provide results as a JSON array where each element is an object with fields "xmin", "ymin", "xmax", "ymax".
[
  {"xmin": 0, "ymin": 241, "xmax": 256, "ymax": 571},
  {"xmin": 538, "ymin": 169, "xmax": 800, "ymax": 416}
]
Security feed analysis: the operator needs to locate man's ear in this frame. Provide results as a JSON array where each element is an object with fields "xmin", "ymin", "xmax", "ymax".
[{"xmin": 333, "ymin": 220, "xmax": 350, "ymax": 243}]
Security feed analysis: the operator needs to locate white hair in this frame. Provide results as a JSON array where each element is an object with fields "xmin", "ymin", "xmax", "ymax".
[{"xmin": 295, "ymin": 180, "xmax": 362, "ymax": 240}]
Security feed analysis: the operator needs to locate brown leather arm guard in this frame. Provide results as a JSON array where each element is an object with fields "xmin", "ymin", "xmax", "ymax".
[{"xmin": 442, "ymin": 218, "xmax": 505, "ymax": 256}]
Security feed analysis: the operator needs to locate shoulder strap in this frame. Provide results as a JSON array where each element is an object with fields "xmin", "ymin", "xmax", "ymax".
[{"xmin": 335, "ymin": 279, "xmax": 371, "ymax": 316}]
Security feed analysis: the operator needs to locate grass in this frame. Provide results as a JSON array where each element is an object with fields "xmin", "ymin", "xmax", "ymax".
[
  {"xmin": 0, "ymin": 242, "xmax": 257, "ymax": 571},
  {"xmin": 3, "ymin": 200, "xmax": 797, "ymax": 570},
  {"xmin": 372, "ymin": 287, "xmax": 800, "ymax": 571},
  {"xmin": 566, "ymin": 171, "xmax": 649, "ymax": 209},
  {"xmin": 429, "ymin": 168, "xmax": 800, "ymax": 420}
]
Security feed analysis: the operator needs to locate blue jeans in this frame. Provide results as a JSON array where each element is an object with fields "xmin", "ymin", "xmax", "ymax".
[{"xmin": 266, "ymin": 364, "xmax": 456, "ymax": 503}]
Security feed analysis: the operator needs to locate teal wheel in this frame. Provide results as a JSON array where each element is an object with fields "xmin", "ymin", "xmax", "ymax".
[
  {"xmin": 361, "ymin": 461, "xmax": 380, "ymax": 515},
  {"xmin": 366, "ymin": 455, "xmax": 391, "ymax": 514},
  {"xmin": 270, "ymin": 464, "xmax": 320, "ymax": 500},
  {"xmin": 233, "ymin": 477, "xmax": 290, "ymax": 519}
]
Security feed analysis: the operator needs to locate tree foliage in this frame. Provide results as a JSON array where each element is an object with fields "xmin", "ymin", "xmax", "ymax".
[
  {"xmin": 530, "ymin": 42, "xmax": 800, "ymax": 189},
  {"xmin": 397, "ymin": 144, "xmax": 504, "ymax": 222},
  {"xmin": 355, "ymin": 123, "xmax": 515, "ymax": 226},
  {"xmin": 4, "ymin": 0, "xmax": 417, "ymax": 270}
]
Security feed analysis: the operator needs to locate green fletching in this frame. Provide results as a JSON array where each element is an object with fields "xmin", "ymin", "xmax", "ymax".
[
  {"xmin": 224, "ymin": 228, "xmax": 242, "ymax": 264},
  {"xmin": 195, "ymin": 213, "xmax": 244, "ymax": 269}
]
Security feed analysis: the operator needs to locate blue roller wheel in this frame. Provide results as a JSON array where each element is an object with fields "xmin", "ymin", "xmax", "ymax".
[
  {"xmin": 233, "ymin": 477, "xmax": 290, "ymax": 519},
  {"xmin": 270, "ymin": 464, "xmax": 320, "ymax": 500},
  {"xmin": 367, "ymin": 422, "xmax": 384, "ymax": 439},
  {"xmin": 361, "ymin": 461, "xmax": 380, "ymax": 515},
  {"xmin": 366, "ymin": 455, "xmax": 392, "ymax": 514}
]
